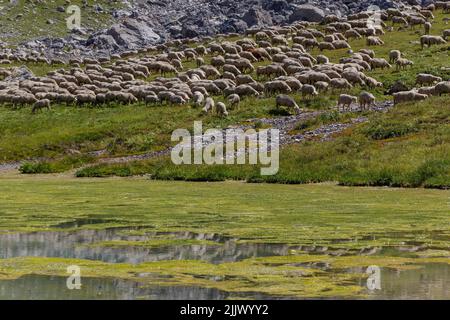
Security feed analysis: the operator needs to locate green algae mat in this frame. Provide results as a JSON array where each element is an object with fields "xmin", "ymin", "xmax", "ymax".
[{"xmin": 0, "ymin": 176, "xmax": 449, "ymax": 299}]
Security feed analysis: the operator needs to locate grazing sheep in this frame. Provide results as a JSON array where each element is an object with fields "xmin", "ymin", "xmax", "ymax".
[
  {"xmin": 416, "ymin": 73, "xmax": 442, "ymax": 86},
  {"xmin": 420, "ymin": 35, "xmax": 447, "ymax": 49},
  {"xmin": 337, "ymin": 94, "xmax": 358, "ymax": 111},
  {"xmin": 393, "ymin": 91, "xmax": 428, "ymax": 105},
  {"xmin": 443, "ymin": 29, "xmax": 450, "ymax": 40},
  {"xmin": 418, "ymin": 86, "xmax": 436, "ymax": 96},
  {"xmin": 196, "ymin": 57, "xmax": 204, "ymax": 68},
  {"xmin": 434, "ymin": 81, "xmax": 450, "ymax": 96},
  {"xmin": 395, "ymin": 58, "xmax": 414, "ymax": 70},
  {"xmin": 365, "ymin": 76, "xmax": 383, "ymax": 89},
  {"xmin": 32, "ymin": 99, "xmax": 51, "ymax": 113},
  {"xmin": 145, "ymin": 95, "xmax": 160, "ymax": 105},
  {"xmin": 202, "ymin": 97, "xmax": 215, "ymax": 113},
  {"xmin": 275, "ymin": 94, "xmax": 301, "ymax": 114},
  {"xmin": 193, "ymin": 91, "xmax": 205, "ymax": 107},
  {"xmin": 301, "ymin": 84, "xmax": 318, "ymax": 99},
  {"xmin": 216, "ymin": 102, "xmax": 228, "ymax": 117},
  {"xmin": 315, "ymin": 81, "xmax": 329, "ymax": 92},
  {"xmin": 370, "ymin": 58, "xmax": 392, "ymax": 70},
  {"xmin": 389, "ymin": 50, "xmax": 402, "ymax": 63},
  {"xmin": 330, "ymin": 78, "xmax": 353, "ymax": 91},
  {"xmin": 359, "ymin": 91, "xmax": 375, "ymax": 110},
  {"xmin": 264, "ymin": 80, "xmax": 292, "ymax": 95},
  {"xmin": 359, "ymin": 49, "xmax": 375, "ymax": 58},
  {"xmin": 223, "ymin": 64, "xmax": 241, "ymax": 75},
  {"xmin": 366, "ymin": 36, "xmax": 384, "ymax": 46},
  {"xmin": 316, "ymin": 55, "xmax": 329, "ymax": 64},
  {"xmin": 227, "ymin": 94, "xmax": 240, "ymax": 109}
]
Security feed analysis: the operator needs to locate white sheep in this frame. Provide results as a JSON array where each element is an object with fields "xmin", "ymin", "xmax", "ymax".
[
  {"xmin": 359, "ymin": 91, "xmax": 376, "ymax": 110},
  {"xmin": 275, "ymin": 94, "xmax": 301, "ymax": 114},
  {"xmin": 337, "ymin": 94, "xmax": 358, "ymax": 111}
]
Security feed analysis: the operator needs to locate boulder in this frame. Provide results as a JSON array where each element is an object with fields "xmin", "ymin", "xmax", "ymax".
[
  {"xmin": 289, "ymin": 4, "xmax": 325, "ymax": 23},
  {"xmin": 242, "ymin": 7, "xmax": 273, "ymax": 27}
]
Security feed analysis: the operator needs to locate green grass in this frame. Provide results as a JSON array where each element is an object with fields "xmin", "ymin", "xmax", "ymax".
[{"xmin": 0, "ymin": 0, "xmax": 122, "ymax": 44}]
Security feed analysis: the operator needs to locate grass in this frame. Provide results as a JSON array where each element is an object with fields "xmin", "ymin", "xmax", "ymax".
[
  {"xmin": 0, "ymin": 177, "xmax": 449, "ymax": 298},
  {"xmin": 0, "ymin": 0, "xmax": 122, "ymax": 44}
]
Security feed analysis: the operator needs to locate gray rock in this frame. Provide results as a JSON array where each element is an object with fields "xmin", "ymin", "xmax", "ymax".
[
  {"xmin": 242, "ymin": 7, "xmax": 273, "ymax": 27},
  {"xmin": 289, "ymin": 4, "xmax": 326, "ymax": 23}
]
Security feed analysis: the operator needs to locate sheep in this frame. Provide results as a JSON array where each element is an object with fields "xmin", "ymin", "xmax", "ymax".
[
  {"xmin": 193, "ymin": 91, "xmax": 205, "ymax": 107},
  {"xmin": 364, "ymin": 76, "xmax": 383, "ymax": 89},
  {"xmin": 227, "ymin": 94, "xmax": 240, "ymax": 109},
  {"xmin": 76, "ymin": 93, "xmax": 96, "ymax": 105},
  {"xmin": 393, "ymin": 91, "xmax": 428, "ymax": 105},
  {"xmin": 264, "ymin": 80, "xmax": 292, "ymax": 95},
  {"xmin": 223, "ymin": 64, "xmax": 241, "ymax": 75},
  {"xmin": 345, "ymin": 29, "xmax": 362, "ymax": 40},
  {"xmin": 359, "ymin": 91, "xmax": 375, "ymax": 110},
  {"xmin": 301, "ymin": 84, "xmax": 318, "ymax": 99},
  {"xmin": 392, "ymin": 16, "xmax": 408, "ymax": 26},
  {"xmin": 389, "ymin": 50, "xmax": 402, "ymax": 63},
  {"xmin": 366, "ymin": 36, "xmax": 384, "ymax": 46},
  {"xmin": 420, "ymin": 35, "xmax": 447, "ymax": 49},
  {"xmin": 330, "ymin": 78, "xmax": 353, "ymax": 91},
  {"xmin": 275, "ymin": 94, "xmax": 301, "ymax": 114},
  {"xmin": 200, "ymin": 65, "xmax": 221, "ymax": 79},
  {"xmin": 202, "ymin": 97, "xmax": 215, "ymax": 113},
  {"xmin": 232, "ymin": 84, "xmax": 260, "ymax": 97},
  {"xmin": 370, "ymin": 58, "xmax": 392, "ymax": 70},
  {"xmin": 409, "ymin": 16, "xmax": 426, "ymax": 29},
  {"xmin": 332, "ymin": 40, "xmax": 351, "ymax": 49},
  {"xmin": 443, "ymin": 29, "xmax": 450, "ymax": 41},
  {"xmin": 32, "ymin": 99, "xmax": 51, "ymax": 113},
  {"xmin": 416, "ymin": 74, "xmax": 442, "ymax": 86},
  {"xmin": 359, "ymin": 49, "xmax": 375, "ymax": 58},
  {"xmin": 236, "ymin": 74, "xmax": 255, "ymax": 85},
  {"xmin": 216, "ymin": 102, "xmax": 228, "ymax": 117},
  {"xmin": 435, "ymin": 81, "xmax": 450, "ymax": 96},
  {"xmin": 418, "ymin": 86, "xmax": 436, "ymax": 96},
  {"xmin": 209, "ymin": 44, "xmax": 225, "ymax": 55},
  {"xmin": 337, "ymin": 94, "xmax": 358, "ymax": 111},
  {"xmin": 395, "ymin": 58, "xmax": 414, "ymax": 70},
  {"xmin": 144, "ymin": 95, "xmax": 160, "ymax": 105},
  {"xmin": 342, "ymin": 69, "xmax": 366, "ymax": 86},
  {"xmin": 210, "ymin": 55, "xmax": 226, "ymax": 68},
  {"xmin": 169, "ymin": 95, "xmax": 187, "ymax": 105},
  {"xmin": 196, "ymin": 57, "xmax": 204, "ymax": 68},
  {"xmin": 315, "ymin": 81, "xmax": 329, "ymax": 92},
  {"xmin": 316, "ymin": 55, "xmax": 329, "ymax": 64}
]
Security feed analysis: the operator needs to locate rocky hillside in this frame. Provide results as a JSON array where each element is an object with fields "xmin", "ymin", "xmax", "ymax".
[{"xmin": 1, "ymin": 0, "xmax": 422, "ymax": 58}]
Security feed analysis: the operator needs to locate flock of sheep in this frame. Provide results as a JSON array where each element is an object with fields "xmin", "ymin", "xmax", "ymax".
[{"xmin": 0, "ymin": 3, "xmax": 449, "ymax": 116}]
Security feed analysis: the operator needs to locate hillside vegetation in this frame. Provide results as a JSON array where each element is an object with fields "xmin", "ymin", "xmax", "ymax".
[{"xmin": 0, "ymin": 9, "xmax": 449, "ymax": 188}]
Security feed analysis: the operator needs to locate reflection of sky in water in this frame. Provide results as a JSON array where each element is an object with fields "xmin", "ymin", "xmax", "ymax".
[
  {"xmin": 0, "ymin": 275, "xmax": 229, "ymax": 300},
  {"xmin": 0, "ymin": 229, "xmax": 295, "ymax": 264}
]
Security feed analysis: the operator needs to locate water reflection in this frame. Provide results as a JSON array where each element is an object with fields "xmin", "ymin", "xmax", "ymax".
[
  {"xmin": 365, "ymin": 264, "xmax": 450, "ymax": 300},
  {"xmin": 0, "ymin": 229, "xmax": 296, "ymax": 264},
  {"xmin": 0, "ymin": 275, "xmax": 229, "ymax": 300}
]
